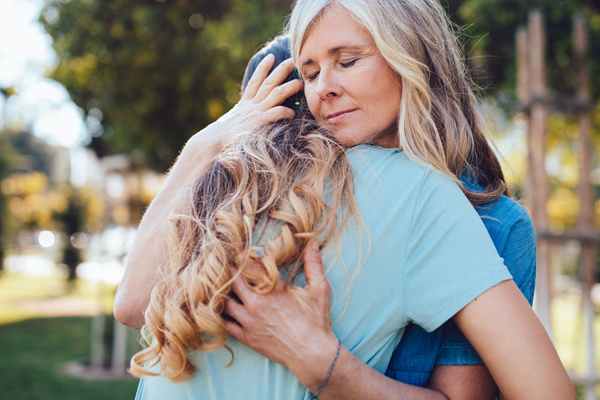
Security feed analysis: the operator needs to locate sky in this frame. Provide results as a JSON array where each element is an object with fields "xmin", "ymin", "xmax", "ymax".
[{"xmin": 0, "ymin": 0, "xmax": 88, "ymax": 148}]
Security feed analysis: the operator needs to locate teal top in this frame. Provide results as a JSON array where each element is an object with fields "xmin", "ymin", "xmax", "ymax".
[{"xmin": 135, "ymin": 145, "xmax": 512, "ymax": 400}]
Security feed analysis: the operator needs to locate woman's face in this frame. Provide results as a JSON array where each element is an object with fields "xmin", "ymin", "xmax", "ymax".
[{"xmin": 298, "ymin": 7, "xmax": 402, "ymax": 148}]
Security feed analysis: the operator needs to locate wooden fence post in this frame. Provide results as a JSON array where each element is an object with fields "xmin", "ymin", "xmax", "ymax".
[
  {"xmin": 527, "ymin": 9, "xmax": 553, "ymax": 338},
  {"xmin": 574, "ymin": 15, "xmax": 597, "ymax": 400}
]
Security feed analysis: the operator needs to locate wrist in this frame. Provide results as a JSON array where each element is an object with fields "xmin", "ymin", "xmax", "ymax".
[
  {"xmin": 182, "ymin": 123, "xmax": 224, "ymax": 160},
  {"xmin": 289, "ymin": 332, "xmax": 340, "ymax": 393},
  {"xmin": 172, "ymin": 123, "xmax": 225, "ymax": 182}
]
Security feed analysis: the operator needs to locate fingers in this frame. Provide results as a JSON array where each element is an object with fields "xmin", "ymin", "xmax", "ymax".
[
  {"xmin": 225, "ymin": 296, "xmax": 246, "ymax": 323},
  {"xmin": 262, "ymin": 106, "xmax": 296, "ymax": 122},
  {"xmin": 243, "ymin": 257, "xmax": 287, "ymax": 291},
  {"xmin": 303, "ymin": 239, "xmax": 325, "ymax": 282},
  {"xmin": 242, "ymin": 53, "xmax": 275, "ymax": 100},
  {"xmin": 260, "ymin": 79, "xmax": 304, "ymax": 111},
  {"xmin": 225, "ymin": 320, "xmax": 246, "ymax": 344},
  {"xmin": 230, "ymin": 268, "xmax": 255, "ymax": 304},
  {"xmin": 243, "ymin": 257, "xmax": 264, "ymax": 276},
  {"xmin": 302, "ymin": 239, "xmax": 330, "ymax": 300},
  {"xmin": 254, "ymin": 58, "xmax": 297, "ymax": 102}
]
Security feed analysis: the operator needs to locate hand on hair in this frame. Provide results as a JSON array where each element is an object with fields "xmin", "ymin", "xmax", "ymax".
[
  {"xmin": 177, "ymin": 54, "xmax": 303, "ymax": 189},
  {"xmin": 214, "ymin": 54, "xmax": 302, "ymax": 133},
  {"xmin": 225, "ymin": 239, "xmax": 340, "ymax": 392}
]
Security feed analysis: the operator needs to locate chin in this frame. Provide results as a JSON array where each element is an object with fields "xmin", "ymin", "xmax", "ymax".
[{"xmin": 330, "ymin": 129, "xmax": 367, "ymax": 147}]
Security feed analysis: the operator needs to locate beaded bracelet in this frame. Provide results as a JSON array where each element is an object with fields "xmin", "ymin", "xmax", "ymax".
[{"xmin": 310, "ymin": 339, "xmax": 342, "ymax": 400}]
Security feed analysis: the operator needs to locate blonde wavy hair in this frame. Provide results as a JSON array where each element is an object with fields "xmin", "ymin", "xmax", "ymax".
[
  {"xmin": 130, "ymin": 116, "xmax": 358, "ymax": 382},
  {"xmin": 287, "ymin": 0, "xmax": 508, "ymax": 205}
]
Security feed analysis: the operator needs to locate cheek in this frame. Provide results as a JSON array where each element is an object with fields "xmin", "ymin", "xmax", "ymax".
[
  {"xmin": 370, "ymin": 73, "xmax": 401, "ymax": 118},
  {"xmin": 351, "ymin": 63, "xmax": 396, "ymax": 110}
]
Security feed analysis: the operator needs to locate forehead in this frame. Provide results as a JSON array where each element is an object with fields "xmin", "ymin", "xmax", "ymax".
[{"xmin": 299, "ymin": 7, "xmax": 373, "ymax": 61}]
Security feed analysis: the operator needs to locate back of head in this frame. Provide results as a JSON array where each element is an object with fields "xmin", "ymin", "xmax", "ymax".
[
  {"xmin": 242, "ymin": 35, "xmax": 306, "ymax": 113},
  {"xmin": 242, "ymin": 35, "xmax": 292, "ymax": 90},
  {"xmin": 130, "ymin": 116, "xmax": 357, "ymax": 382},
  {"xmin": 287, "ymin": 0, "xmax": 507, "ymax": 205}
]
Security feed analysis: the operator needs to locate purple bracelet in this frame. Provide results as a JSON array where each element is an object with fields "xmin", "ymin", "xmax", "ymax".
[{"xmin": 310, "ymin": 339, "xmax": 342, "ymax": 400}]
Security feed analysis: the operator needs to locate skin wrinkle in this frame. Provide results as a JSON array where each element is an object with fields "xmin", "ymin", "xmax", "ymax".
[
  {"xmin": 299, "ymin": 9, "xmax": 402, "ymax": 149},
  {"xmin": 287, "ymin": 0, "xmax": 509, "ymax": 206},
  {"xmin": 300, "ymin": 44, "xmax": 372, "ymax": 70}
]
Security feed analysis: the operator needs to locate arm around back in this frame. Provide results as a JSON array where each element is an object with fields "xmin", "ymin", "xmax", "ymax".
[
  {"xmin": 386, "ymin": 195, "xmax": 537, "ymax": 392},
  {"xmin": 114, "ymin": 54, "xmax": 303, "ymax": 329},
  {"xmin": 421, "ymin": 197, "xmax": 538, "ymax": 398},
  {"xmin": 114, "ymin": 126, "xmax": 224, "ymax": 329},
  {"xmin": 453, "ymin": 279, "xmax": 576, "ymax": 400}
]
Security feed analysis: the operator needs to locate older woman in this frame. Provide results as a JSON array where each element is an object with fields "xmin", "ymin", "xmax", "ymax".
[
  {"xmin": 115, "ymin": 1, "xmax": 575, "ymax": 399},
  {"xmin": 233, "ymin": 33, "xmax": 537, "ymax": 399}
]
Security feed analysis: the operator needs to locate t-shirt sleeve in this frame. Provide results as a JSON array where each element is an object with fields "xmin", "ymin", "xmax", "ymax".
[
  {"xmin": 403, "ymin": 169, "xmax": 513, "ymax": 332},
  {"xmin": 434, "ymin": 209, "xmax": 537, "ymax": 365}
]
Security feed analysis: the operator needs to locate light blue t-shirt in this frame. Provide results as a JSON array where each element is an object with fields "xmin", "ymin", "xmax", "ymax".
[
  {"xmin": 385, "ymin": 173, "xmax": 537, "ymax": 385},
  {"xmin": 136, "ymin": 145, "xmax": 512, "ymax": 400}
]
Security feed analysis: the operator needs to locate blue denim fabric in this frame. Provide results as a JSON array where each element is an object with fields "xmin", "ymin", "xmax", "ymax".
[{"xmin": 385, "ymin": 177, "xmax": 537, "ymax": 386}]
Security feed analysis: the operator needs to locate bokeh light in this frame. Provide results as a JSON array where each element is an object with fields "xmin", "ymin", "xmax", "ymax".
[{"xmin": 38, "ymin": 230, "xmax": 55, "ymax": 248}]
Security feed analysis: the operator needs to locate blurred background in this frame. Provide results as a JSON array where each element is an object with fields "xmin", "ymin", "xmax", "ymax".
[{"xmin": 0, "ymin": 0, "xmax": 598, "ymax": 399}]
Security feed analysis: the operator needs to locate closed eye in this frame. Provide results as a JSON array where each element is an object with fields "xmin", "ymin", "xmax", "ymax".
[
  {"xmin": 304, "ymin": 59, "xmax": 357, "ymax": 82},
  {"xmin": 305, "ymin": 71, "xmax": 320, "ymax": 83}
]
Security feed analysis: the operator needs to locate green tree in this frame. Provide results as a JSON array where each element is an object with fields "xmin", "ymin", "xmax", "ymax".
[
  {"xmin": 43, "ymin": 0, "xmax": 293, "ymax": 172},
  {"xmin": 449, "ymin": 0, "xmax": 600, "ymax": 102}
]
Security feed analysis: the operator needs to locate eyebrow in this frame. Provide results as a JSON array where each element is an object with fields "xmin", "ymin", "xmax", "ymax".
[{"xmin": 300, "ymin": 44, "xmax": 371, "ymax": 69}]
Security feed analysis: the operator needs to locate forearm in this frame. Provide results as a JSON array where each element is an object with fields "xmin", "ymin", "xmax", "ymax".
[
  {"xmin": 114, "ymin": 122, "xmax": 225, "ymax": 329},
  {"xmin": 291, "ymin": 340, "xmax": 449, "ymax": 400},
  {"xmin": 455, "ymin": 280, "xmax": 576, "ymax": 400}
]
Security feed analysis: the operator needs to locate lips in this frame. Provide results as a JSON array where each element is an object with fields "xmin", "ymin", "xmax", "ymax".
[{"xmin": 326, "ymin": 109, "xmax": 356, "ymax": 124}]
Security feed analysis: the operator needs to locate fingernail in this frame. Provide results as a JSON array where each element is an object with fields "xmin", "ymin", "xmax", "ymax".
[
  {"xmin": 311, "ymin": 240, "xmax": 319, "ymax": 251},
  {"xmin": 265, "ymin": 53, "xmax": 274, "ymax": 61}
]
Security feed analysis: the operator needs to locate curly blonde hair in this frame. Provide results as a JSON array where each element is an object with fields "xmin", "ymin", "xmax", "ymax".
[{"xmin": 130, "ymin": 116, "xmax": 358, "ymax": 382}]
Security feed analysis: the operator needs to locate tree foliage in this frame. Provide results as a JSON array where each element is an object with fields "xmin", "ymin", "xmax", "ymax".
[
  {"xmin": 448, "ymin": 0, "xmax": 600, "ymax": 102},
  {"xmin": 43, "ymin": 0, "xmax": 599, "ymax": 172},
  {"xmin": 44, "ymin": 0, "xmax": 293, "ymax": 172}
]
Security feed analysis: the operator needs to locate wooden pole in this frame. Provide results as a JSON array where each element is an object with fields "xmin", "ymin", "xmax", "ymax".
[
  {"xmin": 574, "ymin": 15, "xmax": 597, "ymax": 400},
  {"xmin": 516, "ymin": 27, "xmax": 530, "ymax": 108},
  {"xmin": 90, "ymin": 312, "xmax": 105, "ymax": 370},
  {"xmin": 111, "ymin": 319, "xmax": 128, "ymax": 375},
  {"xmin": 517, "ymin": 26, "xmax": 533, "ymax": 203},
  {"xmin": 527, "ymin": 10, "xmax": 553, "ymax": 338}
]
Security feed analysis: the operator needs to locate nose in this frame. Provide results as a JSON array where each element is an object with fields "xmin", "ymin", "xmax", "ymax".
[{"xmin": 316, "ymin": 68, "xmax": 342, "ymax": 101}]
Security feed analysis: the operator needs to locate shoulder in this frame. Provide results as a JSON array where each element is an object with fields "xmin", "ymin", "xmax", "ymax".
[
  {"xmin": 346, "ymin": 145, "xmax": 412, "ymax": 170},
  {"xmin": 481, "ymin": 195, "xmax": 536, "ymax": 303},
  {"xmin": 477, "ymin": 195, "xmax": 535, "ymax": 257},
  {"xmin": 459, "ymin": 174, "xmax": 535, "ymax": 255},
  {"xmin": 347, "ymin": 145, "xmax": 459, "ymax": 194}
]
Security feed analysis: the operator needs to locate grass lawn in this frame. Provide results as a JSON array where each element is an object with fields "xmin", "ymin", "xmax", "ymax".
[
  {"xmin": 0, "ymin": 272, "xmax": 599, "ymax": 398},
  {"xmin": 0, "ymin": 317, "xmax": 139, "ymax": 400},
  {"xmin": 0, "ymin": 272, "xmax": 116, "ymax": 325}
]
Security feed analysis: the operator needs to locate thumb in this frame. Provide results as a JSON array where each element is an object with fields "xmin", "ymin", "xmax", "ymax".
[{"xmin": 302, "ymin": 239, "xmax": 330, "ymax": 299}]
